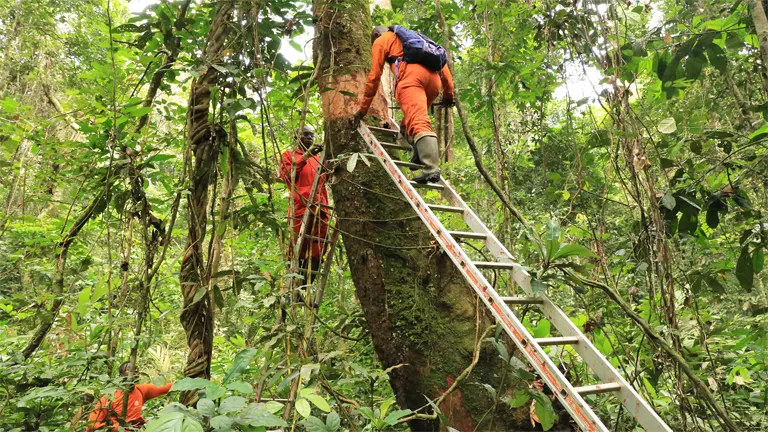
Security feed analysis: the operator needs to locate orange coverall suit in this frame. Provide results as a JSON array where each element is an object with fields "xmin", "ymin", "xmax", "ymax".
[
  {"xmin": 359, "ymin": 31, "xmax": 454, "ymax": 140},
  {"xmin": 279, "ymin": 149, "xmax": 329, "ymax": 264},
  {"xmin": 86, "ymin": 383, "xmax": 172, "ymax": 431}
]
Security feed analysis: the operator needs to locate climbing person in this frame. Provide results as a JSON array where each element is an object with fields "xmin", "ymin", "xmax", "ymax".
[
  {"xmin": 278, "ymin": 124, "xmax": 330, "ymax": 273},
  {"xmin": 86, "ymin": 361, "xmax": 173, "ymax": 431},
  {"xmin": 354, "ymin": 25, "xmax": 455, "ymax": 183}
]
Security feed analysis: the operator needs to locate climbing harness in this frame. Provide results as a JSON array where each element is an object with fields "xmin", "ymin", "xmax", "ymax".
[{"xmin": 358, "ymin": 121, "xmax": 672, "ymax": 432}]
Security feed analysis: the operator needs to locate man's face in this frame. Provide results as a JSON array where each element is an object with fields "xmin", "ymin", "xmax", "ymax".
[{"xmin": 299, "ymin": 130, "xmax": 315, "ymax": 149}]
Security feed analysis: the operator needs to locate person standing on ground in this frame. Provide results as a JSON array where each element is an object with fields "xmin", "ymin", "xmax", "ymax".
[
  {"xmin": 86, "ymin": 361, "xmax": 173, "ymax": 431},
  {"xmin": 278, "ymin": 125, "xmax": 329, "ymax": 273},
  {"xmin": 354, "ymin": 25, "xmax": 455, "ymax": 183}
]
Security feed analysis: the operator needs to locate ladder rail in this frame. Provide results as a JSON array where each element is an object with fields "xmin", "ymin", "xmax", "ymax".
[
  {"xmin": 437, "ymin": 163, "xmax": 671, "ymax": 431},
  {"xmin": 359, "ymin": 122, "xmax": 608, "ymax": 432}
]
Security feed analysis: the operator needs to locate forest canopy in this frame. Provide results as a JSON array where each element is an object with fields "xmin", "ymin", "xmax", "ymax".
[{"xmin": 0, "ymin": 0, "xmax": 766, "ymax": 431}]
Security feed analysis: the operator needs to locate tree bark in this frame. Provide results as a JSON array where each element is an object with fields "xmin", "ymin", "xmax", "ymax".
[
  {"xmin": 750, "ymin": 0, "xmax": 768, "ymax": 98},
  {"xmin": 178, "ymin": 0, "xmax": 234, "ymax": 405},
  {"xmin": 314, "ymin": 1, "xmax": 531, "ymax": 430}
]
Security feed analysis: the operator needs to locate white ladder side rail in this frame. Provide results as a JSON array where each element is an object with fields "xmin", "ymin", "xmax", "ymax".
[
  {"xmin": 358, "ymin": 122, "xmax": 608, "ymax": 432},
  {"xmin": 438, "ymin": 179, "xmax": 672, "ymax": 431}
]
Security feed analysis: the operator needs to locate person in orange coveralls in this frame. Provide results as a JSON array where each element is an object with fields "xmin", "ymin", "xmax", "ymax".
[
  {"xmin": 278, "ymin": 125, "xmax": 329, "ymax": 273},
  {"xmin": 86, "ymin": 361, "xmax": 173, "ymax": 431},
  {"xmin": 354, "ymin": 26, "xmax": 455, "ymax": 183}
]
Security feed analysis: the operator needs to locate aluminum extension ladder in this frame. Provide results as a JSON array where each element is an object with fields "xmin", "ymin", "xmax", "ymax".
[{"xmin": 357, "ymin": 122, "xmax": 672, "ymax": 432}]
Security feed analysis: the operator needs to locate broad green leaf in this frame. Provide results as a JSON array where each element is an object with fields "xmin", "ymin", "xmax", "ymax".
[
  {"xmin": 240, "ymin": 404, "xmax": 288, "ymax": 427},
  {"xmin": 736, "ymin": 248, "xmax": 754, "ymax": 292},
  {"xmin": 196, "ymin": 398, "xmax": 216, "ymax": 417},
  {"xmin": 749, "ymin": 123, "xmax": 768, "ymax": 142},
  {"xmin": 552, "ymin": 243, "xmax": 597, "ymax": 260},
  {"xmin": 225, "ymin": 381, "xmax": 253, "ymax": 394},
  {"xmin": 658, "ymin": 117, "xmax": 677, "ymax": 134},
  {"xmin": 129, "ymin": 106, "xmax": 153, "ymax": 117},
  {"xmin": 302, "ymin": 415, "xmax": 331, "ymax": 432},
  {"xmin": 661, "ymin": 193, "xmax": 676, "ymax": 211},
  {"xmin": 145, "ymin": 412, "xmax": 204, "ymax": 432},
  {"xmin": 296, "ymin": 398, "xmax": 312, "ymax": 418},
  {"xmin": 706, "ymin": 206, "xmax": 719, "ymax": 229},
  {"xmin": 206, "ymin": 383, "xmax": 227, "ymax": 401},
  {"xmin": 305, "ymin": 394, "xmax": 331, "ymax": 412},
  {"xmin": 706, "ymin": 43, "xmax": 727, "ymax": 73},
  {"xmin": 508, "ymin": 390, "xmax": 531, "ymax": 408},
  {"xmin": 171, "ymin": 378, "xmax": 210, "ymax": 392},
  {"xmin": 533, "ymin": 391, "xmax": 557, "ymax": 431},
  {"xmin": 532, "ymin": 320, "xmax": 551, "ymax": 338},
  {"xmin": 219, "ymin": 396, "xmax": 247, "ymax": 414},
  {"xmin": 325, "ymin": 411, "xmax": 341, "ymax": 431},
  {"xmin": 346, "ymin": 153, "xmax": 359, "ymax": 172},
  {"xmin": 77, "ymin": 287, "xmax": 90, "ymax": 316},
  {"xmin": 753, "ymin": 248, "xmax": 764, "ymax": 273},
  {"xmin": 382, "ymin": 409, "xmax": 412, "ymax": 425},
  {"xmin": 210, "ymin": 415, "xmax": 233, "ymax": 432},
  {"xmin": 223, "ymin": 348, "xmax": 258, "ymax": 383}
]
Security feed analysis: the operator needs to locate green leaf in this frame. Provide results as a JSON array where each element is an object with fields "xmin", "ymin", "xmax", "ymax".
[
  {"xmin": 219, "ymin": 396, "xmax": 247, "ymax": 414},
  {"xmin": 145, "ymin": 412, "xmax": 204, "ymax": 432},
  {"xmin": 346, "ymin": 153, "xmax": 359, "ymax": 172},
  {"xmin": 305, "ymin": 394, "xmax": 331, "ymax": 412},
  {"xmin": 551, "ymin": 243, "xmax": 597, "ymax": 260},
  {"xmin": 129, "ymin": 106, "xmax": 153, "ymax": 117},
  {"xmin": 533, "ymin": 391, "xmax": 557, "ymax": 431},
  {"xmin": 240, "ymin": 404, "xmax": 288, "ymax": 427},
  {"xmin": 685, "ymin": 52, "xmax": 706, "ymax": 80},
  {"xmin": 196, "ymin": 398, "xmax": 216, "ymax": 417},
  {"xmin": 296, "ymin": 398, "xmax": 312, "ymax": 418},
  {"xmin": 706, "ymin": 205, "xmax": 719, "ymax": 229},
  {"xmin": 206, "ymin": 383, "xmax": 227, "ymax": 401},
  {"xmin": 532, "ymin": 320, "xmax": 551, "ymax": 338},
  {"xmin": 661, "ymin": 193, "xmax": 676, "ymax": 211},
  {"xmin": 753, "ymin": 248, "xmax": 764, "ymax": 273},
  {"xmin": 706, "ymin": 43, "xmax": 727, "ymax": 73},
  {"xmin": 382, "ymin": 409, "xmax": 412, "ymax": 425},
  {"xmin": 736, "ymin": 247, "xmax": 754, "ymax": 292},
  {"xmin": 210, "ymin": 415, "xmax": 234, "ymax": 432},
  {"xmin": 325, "ymin": 412, "xmax": 341, "ymax": 431},
  {"xmin": 223, "ymin": 348, "xmax": 258, "ymax": 383},
  {"xmin": 658, "ymin": 117, "xmax": 677, "ymax": 134},
  {"xmin": 508, "ymin": 390, "xmax": 531, "ymax": 408},
  {"xmin": 302, "ymin": 416, "xmax": 331, "ymax": 432},
  {"xmin": 225, "ymin": 381, "xmax": 253, "ymax": 394},
  {"xmin": 705, "ymin": 275, "xmax": 726, "ymax": 294},
  {"xmin": 749, "ymin": 123, "xmax": 768, "ymax": 141},
  {"xmin": 77, "ymin": 287, "xmax": 90, "ymax": 316},
  {"xmin": 171, "ymin": 378, "xmax": 210, "ymax": 392}
]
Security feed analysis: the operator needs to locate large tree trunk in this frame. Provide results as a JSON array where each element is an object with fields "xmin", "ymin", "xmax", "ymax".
[
  {"xmin": 178, "ymin": 0, "xmax": 234, "ymax": 405},
  {"xmin": 750, "ymin": 0, "xmax": 768, "ymax": 98},
  {"xmin": 313, "ymin": 1, "xmax": 530, "ymax": 430}
]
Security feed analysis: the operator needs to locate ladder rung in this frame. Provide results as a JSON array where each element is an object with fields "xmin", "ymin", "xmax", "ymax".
[
  {"xmin": 449, "ymin": 231, "xmax": 487, "ymax": 240},
  {"xmin": 381, "ymin": 142, "xmax": 412, "ymax": 152},
  {"xmin": 501, "ymin": 296, "xmax": 544, "ymax": 305},
  {"xmin": 473, "ymin": 261, "xmax": 515, "ymax": 270},
  {"xmin": 368, "ymin": 126, "xmax": 399, "ymax": 136},
  {"xmin": 535, "ymin": 337, "xmax": 579, "ymax": 346},
  {"xmin": 410, "ymin": 181, "xmax": 443, "ymax": 190},
  {"xmin": 394, "ymin": 160, "xmax": 425, "ymax": 170},
  {"xmin": 427, "ymin": 204, "xmax": 464, "ymax": 214},
  {"xmin": 574, "ymin": 383, "xmax": 622, "ymax": 396}
]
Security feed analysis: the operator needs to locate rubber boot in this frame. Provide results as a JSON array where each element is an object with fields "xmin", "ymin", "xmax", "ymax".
[{"xmin": 412, "ymin": 135, "xmax": 441, "ymax": 184}]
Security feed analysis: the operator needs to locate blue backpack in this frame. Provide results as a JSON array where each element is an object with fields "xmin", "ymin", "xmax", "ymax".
[{"xmin": 388, "ymin": 25, "xmax": 447, "ymax": 72}]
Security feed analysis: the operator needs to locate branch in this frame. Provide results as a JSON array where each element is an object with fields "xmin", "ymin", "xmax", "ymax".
[{"xmin": 563, "ymin": 269, "xmax": 740, "ymax": 432}]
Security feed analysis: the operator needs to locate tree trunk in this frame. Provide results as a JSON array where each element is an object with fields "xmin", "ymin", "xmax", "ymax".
[
  {"xmin": 178, "ymin": 0, "xmax": 234, "ymax": 405},
  {"xmin": 750, "ymin": 0, "xmax": 768, "ymax": 98},
  {"xmin": 313, "ymin": 1, "xmax": 531, "ymax": 430}
]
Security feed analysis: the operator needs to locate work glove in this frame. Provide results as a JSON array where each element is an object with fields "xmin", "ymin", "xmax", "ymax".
[
  {"xmin": 442, "ymin": 97, "xmax": 455, "ymax": 108},
  {"xmin": 307, "ymin": 142, "xmax": 324, "ymax": 156},
  {"xmin": 353, "ymin": 110, "xmax": 366, "ymax": 128}
]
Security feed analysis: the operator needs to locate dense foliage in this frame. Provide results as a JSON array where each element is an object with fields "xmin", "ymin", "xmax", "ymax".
[{"xmin": 0, "ymin": 0, "xmax": 766, "ymax": 431}]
